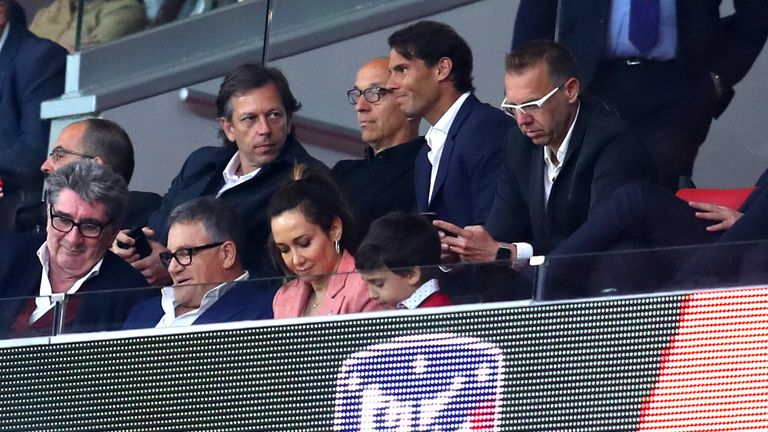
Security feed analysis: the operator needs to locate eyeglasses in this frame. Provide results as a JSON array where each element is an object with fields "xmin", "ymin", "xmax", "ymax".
[
  {"xmin": 500, "ymin": 86, "xmax": 560, "ymax": 119},
  {"xmin": 159, "ymin": 242, "xmax": 224, "ymax": 268},
  {"xmin": 347, "ymin": 86, "xmax": 392, "ymax": 104},
  {"xmin": 48, "ymin": 206, "xmax": 108, "ymax": 238},
  {"xmin": 48, "ymin": 146, "xmax": 96, "ymax": 162}
]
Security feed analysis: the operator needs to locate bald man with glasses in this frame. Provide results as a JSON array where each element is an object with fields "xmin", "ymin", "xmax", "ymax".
[
  {"xmin": 331, "ymin": 57, "xmax": 423, "ymax": 236},
  {"xmin": 122, "ymin": 197, "xmax": 274, "ymax": 329},
  {"xmin": 435, "ymin": 40, "xmax": 654, "ymax": 279}
]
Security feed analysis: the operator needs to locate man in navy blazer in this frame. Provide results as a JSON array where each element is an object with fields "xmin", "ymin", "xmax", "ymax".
[
  {"xmin": 436, "ymin": 41, "xmax": 655, "ymax": 268},
  {"xmin": 112, "ymin": 64, "xmax": 323, "ymax": 286},
  {"xmin": 123, "ymin": 197, "xmax": 274, "ymax": 329},
  {"xmin": 386, "ymin": 21, "xmax": 513, "ymax": 232},
  {"xmin": 0, "ymin": 0, "xmax": 67, "ymax": 231},
  {"xmin": 512, "ymin": 0, "xmax": 768, "ymax": 188},
  {"xmin": 0, "ymin": 160, "xmax": 150, "ymax": 338}
]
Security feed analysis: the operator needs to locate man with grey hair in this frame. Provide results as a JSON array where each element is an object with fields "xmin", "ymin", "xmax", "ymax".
[
  {"xmin": 123, "ymin": 197, "xmax": 275, "ymax": 329},
  {"xmin": 0, "ymin": 0, "xmax": 66, "ymax": 233},
  {"xmin": 0, "ymin": 160, "xmax": 150, "ymax": 338}
]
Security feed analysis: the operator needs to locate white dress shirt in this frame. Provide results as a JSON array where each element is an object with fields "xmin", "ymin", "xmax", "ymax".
[
  {"xmin": 397, "ymin": 279, "xmax": 441, "ymax": 310},
  {"xmin": 155, "ymin": 271, "xmax": 249, "ymax": 328},
  {"xmin": 217, "ymin": 152, "xmax": 261, "ymax": 197},
  {"xmin": 425, "ymin": 92, "xmax": 471, "ymax": 203},
  {"xmin": 32, "ymin": 242, "xmax": 103, "ymax": 324}
]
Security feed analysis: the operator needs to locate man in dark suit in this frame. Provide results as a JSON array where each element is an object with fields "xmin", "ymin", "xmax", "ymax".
[
  {"xmin": 436, "ymin": 40, "xmax": 655, "ymax": 268},
  {"xmin": 113, "ymin": 64, "xmax": 323, "ymax": 286},
  {"xmin": 0, "ymin": 0, "xmax": 67, "ymax": 232},
  {"xmin": 0, "ymin": 160, "xmax": 150, "ymax": 338},
  {"xmin": 332, "ymin": 57, "xmax": 423, "ymax": 236},
  {"xmin": 15, "ymin": 118, "xmax": 161, "ymax": 233},
  {"xmin": 512, "ymin": 0, "xmax": 768, "ymax": 188},
  {"xmin": 123, "ymin": 197, "xmax": 274, "ymax": 329},
  {"xmin": 386, "ymin": 21, "xmax": 514, "ymax": 232}
]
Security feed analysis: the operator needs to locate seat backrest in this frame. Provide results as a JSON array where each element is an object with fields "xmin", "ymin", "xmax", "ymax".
[{"xmin": 675, "ymin": 187, "xmax": 756, "ymax": 210}]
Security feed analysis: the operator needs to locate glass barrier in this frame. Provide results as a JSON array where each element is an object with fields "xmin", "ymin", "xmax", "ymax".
[
  {"xmin": 536, "ymin": 239, "xmax": 768, "ymax": 301},
  {"xmin": 0, "ymin": 294, "xmax": 56, "ymax": 340},
  {"xmin": 48, "ymin": 259, "xmax": 536, "ymax": 337}
]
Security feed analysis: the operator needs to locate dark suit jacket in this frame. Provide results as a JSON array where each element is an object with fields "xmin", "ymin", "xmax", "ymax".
[
  {"xmin": 485, "ymin": 99, "xmax": 655, "ymax": 254},
  {"xmin": 415, "ymin": 94, "xmax": 514, "ymax": 227},
  {"xmin": 147, "ymin": 137, "xmax": 324, "ymax": 279},
  {"xmin": 0, "ymin": 22, "xmax": 66, "ymax": 194},
  {"xmin": 0, "ymin": 233, "xmax": 151, "ymax": 336},
  {"xmin": 121, "ymin": 279, "xmax": 276, "ymax": 329},
  {"xmin": 512, "ymin": 0, "xmax": 768, "ymax": 116}
]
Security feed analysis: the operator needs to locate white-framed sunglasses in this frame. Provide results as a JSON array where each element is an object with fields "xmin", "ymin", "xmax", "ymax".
[{"xmin": 500, "ymin": 86, "xmax": 560, "ymax": 119}]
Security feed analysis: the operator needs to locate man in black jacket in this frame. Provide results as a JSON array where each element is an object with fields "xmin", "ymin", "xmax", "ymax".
[{"xmin": 113, "ymin": 64, "xmax": 323, "ymax": 285}]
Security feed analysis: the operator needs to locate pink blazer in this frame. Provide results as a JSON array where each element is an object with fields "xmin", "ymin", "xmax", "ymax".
[{"xmin": 272, "ymin": 250, "xmax": 382, "ymax": 319}]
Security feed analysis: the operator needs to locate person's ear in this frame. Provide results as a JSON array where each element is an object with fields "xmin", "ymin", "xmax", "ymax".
[
  {"xmin": 220, "ymin": 240, "xmax": 237, "ymax": 269},
  {"xmin": 435, "ymin": 57, "xmax": 453, "ymax": 83},
  {"xmin": 329, "ymin": 216, "xmax": 343, "ymax": 242},
  {"xmin": 406, "ymin": 267, "xmax": 422, "ymax": 286},
  {"xmin": 219, "ymin": 117, "xmax": 236, "ymax": 142},
  {"xmin": 563, "ymin": 77, "xmax": 580, "ymax": 103}
]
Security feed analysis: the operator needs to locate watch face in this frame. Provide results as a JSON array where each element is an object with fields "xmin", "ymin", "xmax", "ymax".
[{"xmin": 496, "ymin": 246, "xmax": 512, "ymax": 261}]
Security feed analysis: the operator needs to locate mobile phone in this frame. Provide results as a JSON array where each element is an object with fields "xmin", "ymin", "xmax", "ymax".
[
  {"xmin": 116, "ymin": 226, "xmax": 152, "ymax": 259},
  {"xmin": 419, "ymin": 212, "xmax": 456, "ymax": 237}
]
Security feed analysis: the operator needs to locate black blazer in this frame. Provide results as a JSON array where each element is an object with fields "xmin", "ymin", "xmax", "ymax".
[
  {"xmin": 512, "ymin": 0, "xmax": 768, "ymax": 115},
  {"xmin": 0, "ymin": 233, "xmax": 151, "ymax": 336},
  {"xmin": 146, "ymin": 137, "xmax": 324, "ymax": 278},
  {"xmin": 414, "ymin": 94, "xmax": 514, "ymax": 227},
  {"xmin": 485, "ymin": 99, "xmax": 655, "ymax": 254},
  {"xmin": 0, "ymin": 21, "xmax": 66, "ymax": 193}
]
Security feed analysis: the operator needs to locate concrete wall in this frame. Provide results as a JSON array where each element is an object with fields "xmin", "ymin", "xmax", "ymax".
[{"xmin": 94, "ymin": 0, "xmax": 767, "ymax": 193}]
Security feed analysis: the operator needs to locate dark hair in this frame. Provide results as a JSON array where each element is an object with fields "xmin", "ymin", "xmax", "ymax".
[
  {"xmin": 388, "ymin": 20, "xmax": 474, "ymax": 93},
  {"xmin": 355, "ymin": 212, "xmax": 441, "ymax": 284},
  {"xmin": 505, "ymin": 39, "xmax": 580, "ymax": 85},
  {"xmin": 216, "ymin": 63, "xmax": 302, "ymax": 149},
  {"xmin": 79, "ymin": 119, "xmax": 135, "ymax": 184},
  {"xmin": 267, "ymin": 165, "xmax": 358, "ymax": 273},
  {"xmin": 168, "ymin": 197, "xmax": 245, "ymax": 262},
  {"xmin": 46, "ymin": 159, "xmax": 129, "ymax": 229}
]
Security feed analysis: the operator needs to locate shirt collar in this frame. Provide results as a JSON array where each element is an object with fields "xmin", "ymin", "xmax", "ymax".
[
  {"xmin": 543, "ymin": 102, "xmax": 580, "ymax": 168},
  {"xmin": 160, "ymin": 271, "xmax": 248, "ymax": 317},
  {"xmin": 426, "ymin": 92, "xmax": 471, "ymax": 148},
  {"xmin": 397, "ymin": 278, "xmax": 440, "ymax": 310},
  {"xmin": 0, "ymin": 22, "xmax": 10, "ymax": 54},
  {"xmin": 221, "ymin": 152, "xmax": 262, "ymax": 184},
  {"xmin": 36, "ymin": 241, "xmax": 104, "ymax": 296}
]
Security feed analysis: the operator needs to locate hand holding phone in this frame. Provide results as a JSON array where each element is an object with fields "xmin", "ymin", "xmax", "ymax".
[{"xmin": 116, "ymin": 226, "xmax": 153, "ymax": 259}]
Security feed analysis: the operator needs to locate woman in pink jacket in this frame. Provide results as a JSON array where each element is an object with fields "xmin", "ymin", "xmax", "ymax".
[{"xmin": 268, "ymin": 165, "xmax": 381, "ymax": 318}]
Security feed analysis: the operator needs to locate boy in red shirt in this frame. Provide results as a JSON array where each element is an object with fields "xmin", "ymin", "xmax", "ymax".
[{"xmin": 356, "ymin": 212, "xmax": 450, "ymax": 309}]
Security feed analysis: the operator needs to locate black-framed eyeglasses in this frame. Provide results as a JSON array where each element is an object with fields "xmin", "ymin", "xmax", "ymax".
[
  {"xmin": 347, "ymin": 86, "xmax": 392, "ymax": 104},
  {"xmin": 48, "ymin": 146, "xmax": 96, "ymax": 162},
  {"xmin": 159, "ymin": 242, "xmax": 224, "ymax": 268},
  {"xmin": 48, "ymin": 206, "xmax": 108, "ymax": 238},
  {"xmin": 500, "ymin": 86, "xmax": 560, "ymax": 119}
]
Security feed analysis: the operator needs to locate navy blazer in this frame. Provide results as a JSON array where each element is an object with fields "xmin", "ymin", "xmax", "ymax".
[
  {"xmin": 147, "ymin": 137, "xmax": 324, "ymax": 278},
  {"xmin": 121, "ymin": 279, "xmax": 276, "ymax": 330},
  {"xmin": 415, "ymin": 94, "xmax": 514, "ymax": 227},
  {"xmin": 0, "ymin": 233, "xmax": 151, "ymax": 337},
  {"xmin": 512, "ymin": 0, "xmax": 768, "ymax": 115},
  {"xmin": 485, "ymin": 99, "xmax": 656, "ymax": 254},
  {"xmin": 0, "ymin": 21, "xmax": 66, "ymax": 193}
]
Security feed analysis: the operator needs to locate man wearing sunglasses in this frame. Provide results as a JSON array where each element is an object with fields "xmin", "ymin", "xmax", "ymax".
[
  {"xmin": 0, "ymin": 160, "xmax": 150, "ymax": 337},
  {"xmin": 122, "ymin": 197, "xmax": 274, "ymax": 329},
  {"xmin": 435, "ymin": 40, "xmax": 654, "ymax": 277},
  {"xmin": 332, "ymin": 57, "xmax": 422, "ymax": 236},
  {"xmin": 14, "ymin": 118, "xmax": 161, "ymax": 233}
]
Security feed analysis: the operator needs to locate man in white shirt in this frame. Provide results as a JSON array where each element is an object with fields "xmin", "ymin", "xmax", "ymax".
[
  {"xmin": 122, "ymin": 197, "xmax": 274, "ymax": 329},
  {"xmin": 436, "ymin": 40, "xmax": 654, "ymax": 278},
  {"xmin": 0, "ymin": 160, "xmax": 150, "ymax": 337},
  {"xmin": 386, "ymin": 21, "xmax": 514, "ymax": 236}
]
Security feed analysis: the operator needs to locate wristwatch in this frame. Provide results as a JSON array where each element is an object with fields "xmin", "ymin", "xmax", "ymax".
[{"xmin": 495, "ymin": 242, "xmax": 512, "ymax": 260}]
